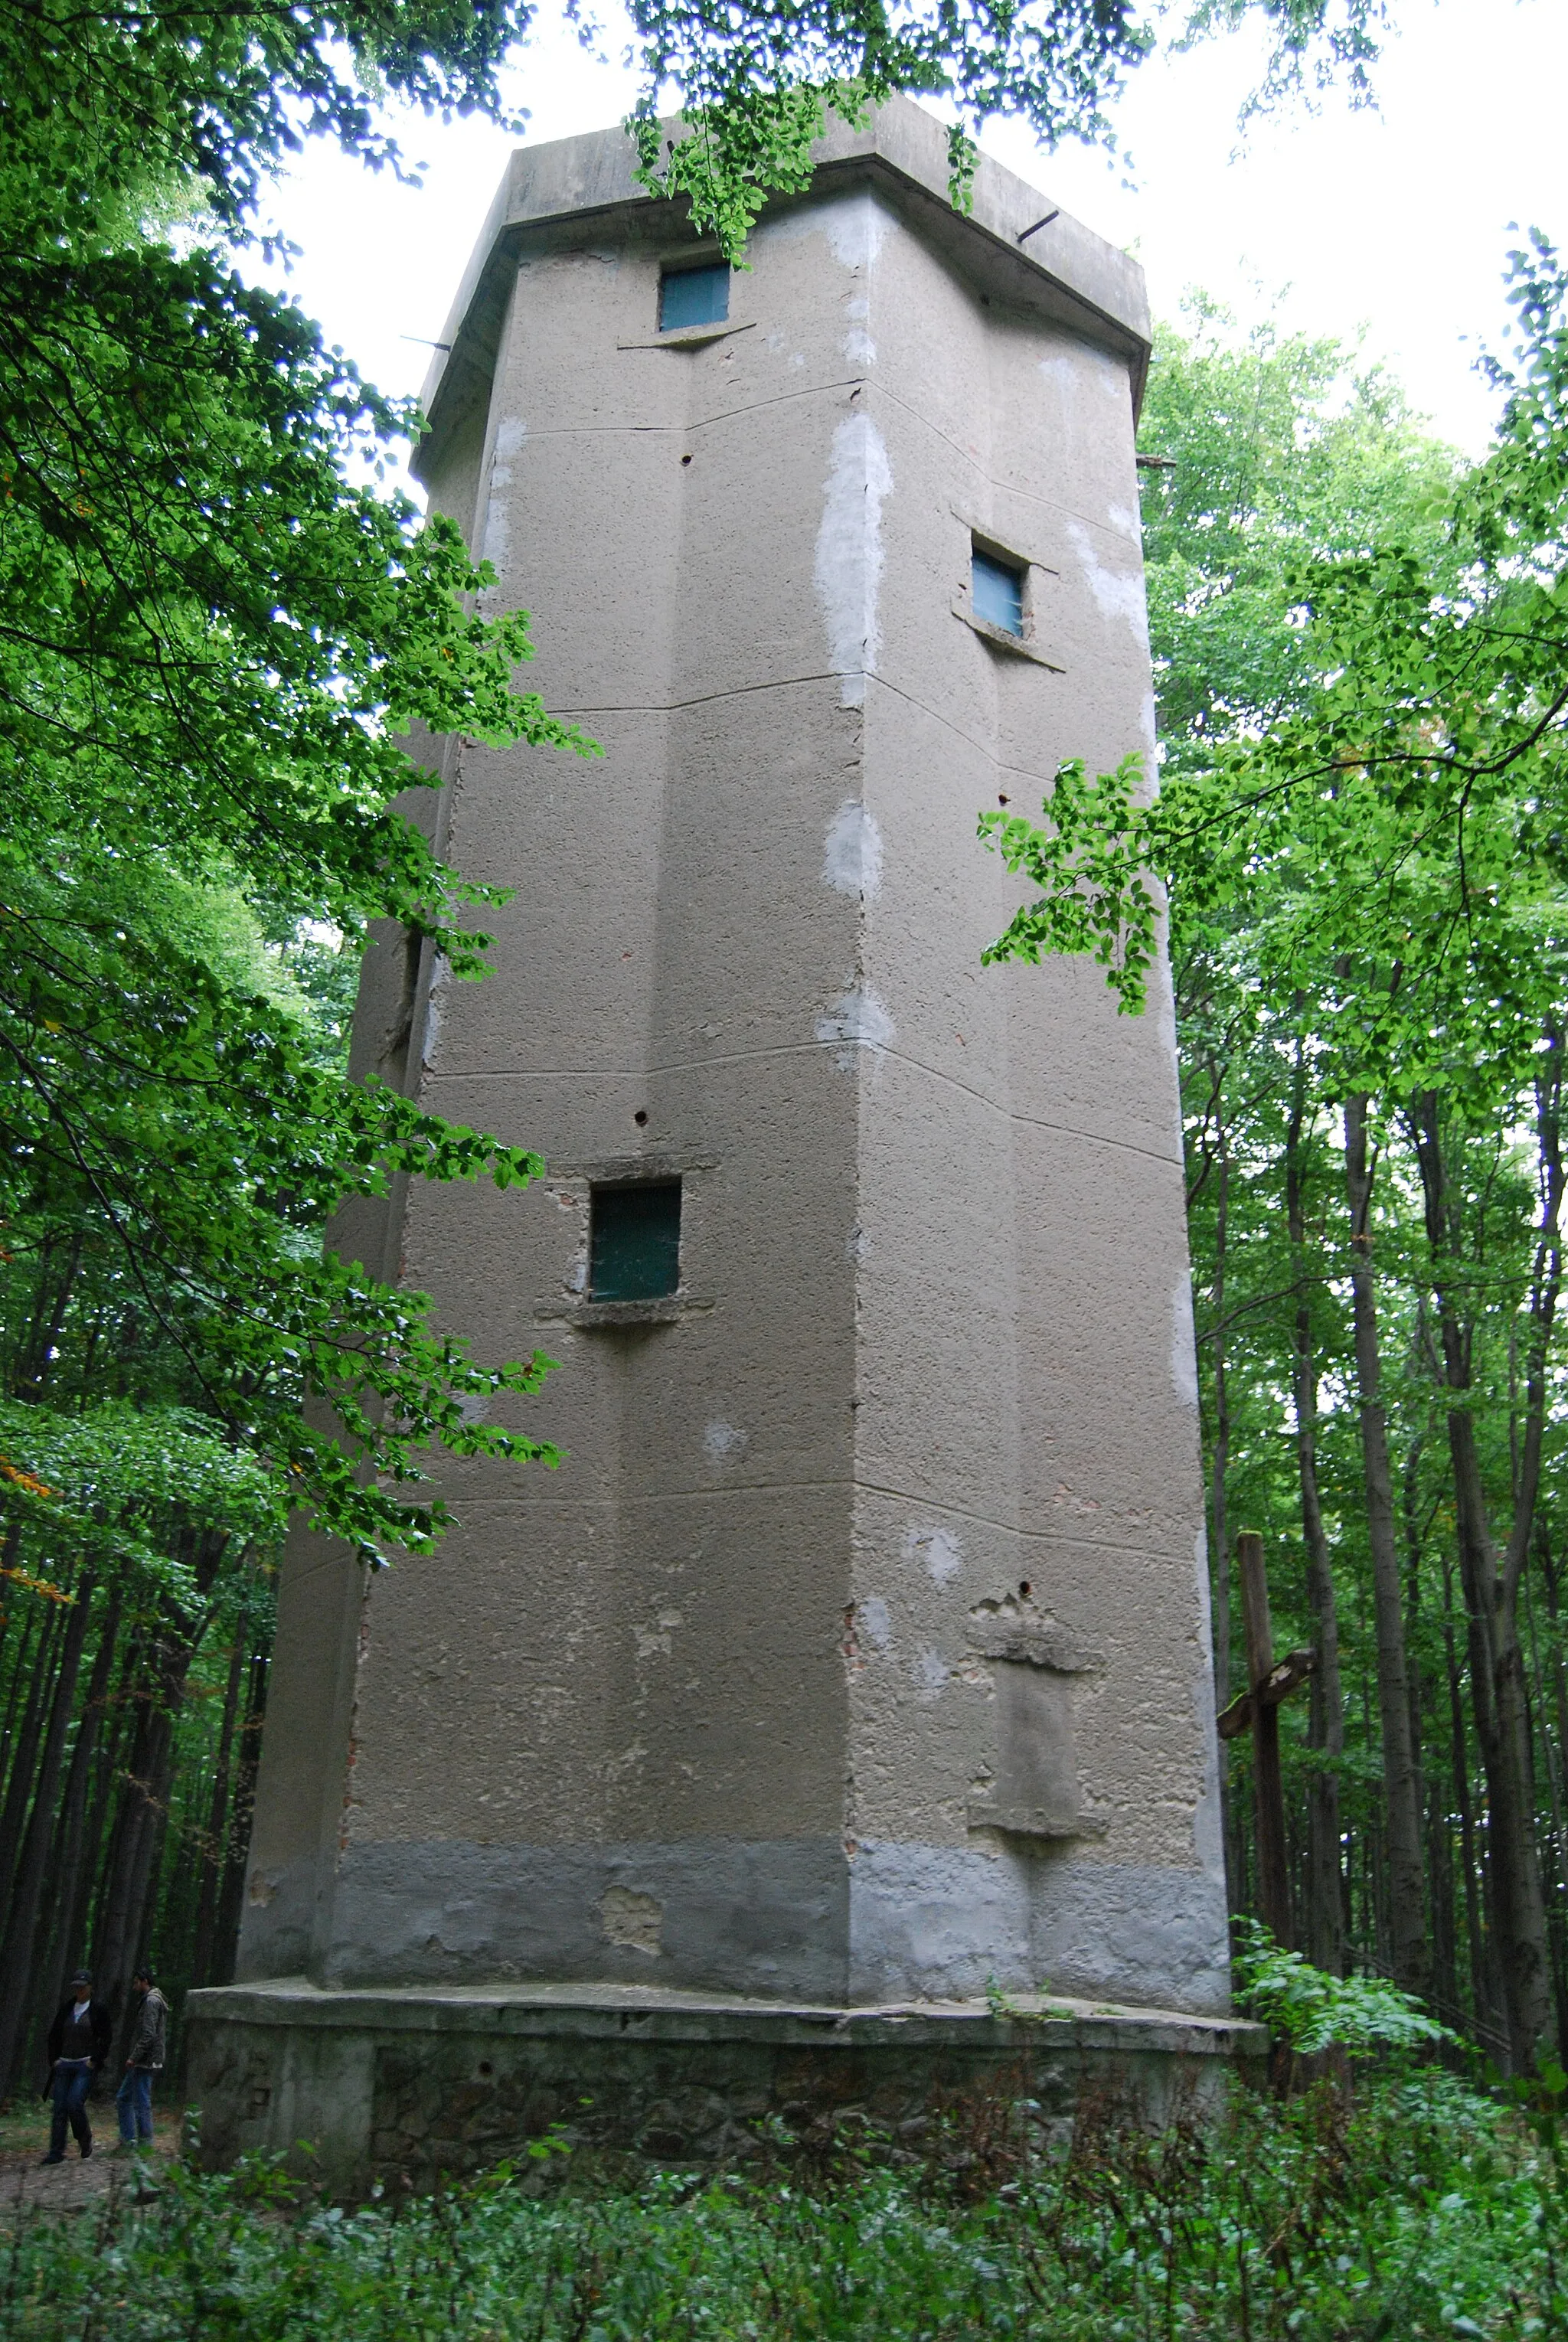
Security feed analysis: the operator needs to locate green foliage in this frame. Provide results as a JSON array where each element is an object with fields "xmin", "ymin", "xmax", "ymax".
[
  {"xmin": 1233, "ymin": 1921, "xmax": 1456, "ymax": 2056},
  {"xmin": 0, "ymin": 1400, "xmax": 283, "ymax": 1605},
  {"xmin": 626, "ymin": 0, "xmax": 1387, "ymax": 256},
  {"xmin": 2, "ymin": 2077, "xmax": 1558, "ymax": 2337},
  {"xmin": 978, "ymin": 754, "xmax": 1157, "ymax": 1011},
  {"xmin": 981, "ymin": 240, "xmax": 1568, "ymax": 1084},
  {"xmin": 1, "ymin": 5, "xmax": 609, "ymax": 1559}
]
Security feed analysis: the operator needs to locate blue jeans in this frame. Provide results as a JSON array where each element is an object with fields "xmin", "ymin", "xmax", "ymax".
[
  {"xmin": 116, "ymin": 2066, "xmax": 154, "ymax": 2143},
  {"xmin": 49, "ymin": 2061, "xmax": 93, "ymax": 2157}
]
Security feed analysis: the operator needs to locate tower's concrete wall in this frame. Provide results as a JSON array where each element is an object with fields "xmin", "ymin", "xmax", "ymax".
[{"xmin": 237, "ymin": 99, "xmax": 1229, "ymax": 2020}]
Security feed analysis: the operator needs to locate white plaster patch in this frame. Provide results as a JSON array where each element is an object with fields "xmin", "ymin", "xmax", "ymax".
[
  {"xmin": 826, "ymin": 191, "xmax": 888, "ymax": 270},
  {"xmin": 814, "ymin": 413, "xmax": 892, "ymax": 708},
  {"xmin": 599, "ymin": 1885, "xmax": 662, "ymax": 1956},
  {"xmin": 913, "ymin": 1645, "xmax": 950, "ymax": 1694},
  {"xmin": 843, "ymin": 327, "xmax": 877, "ymax": 369},
  {"xmin": 903, "ymin": 1524, "xmax": 962, "ymax": 1586},
  {"xmin": 419, "ymin": 955, "xmax": 449, "ymax": 1073},
  {"xmin": 815, "ymin": 985, "xmax": 894, "ymax": 1063},
  {"xmin": 1066, "ymin": 518, "xmax": 1150, "ymax": 652},
  {"xmin": 822, "ymin": 799, "xmax": 884, "ymax": 898},
  {"xmin": 1189, "ymin": 1528, "xmax": 1227, "ymax": 1879},
  {"xmin": 479, "ymin": 426, "xmax": 522, "ymax": 575},
  {"xmin": 1106, "ymin": 501, "xmax": 1138, "ymax": 537},
  {"xmin": 1171, "ymin": 1273, "xmax": 1200, "ymax": 1413},
  {"xmin": 633, "ymin": 1612, "xmax": 682, "ymax": 1659},
  {"xmin": 765, "ymin": 188, "xmax": 890, "ymax": 272},
  {"xmin": 858, "ymin": 1596, "xmax": 892, "ymax": 1651},
  {"xmin": 703, "ymin": 1419, "xmax": 748, "ymax": 1463}
]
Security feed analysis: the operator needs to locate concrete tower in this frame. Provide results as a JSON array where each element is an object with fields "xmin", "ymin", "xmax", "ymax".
[{"xmin": 191, "ymin": 101, "xmax": 1246, "ymax": 2179}]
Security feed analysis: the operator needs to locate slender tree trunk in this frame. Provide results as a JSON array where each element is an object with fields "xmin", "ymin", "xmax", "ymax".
[
  {"xmin": 1342, "ymin": 1092, "xmax": 1431, "ymax": 1999},
  {"xmin": 0, "ymin": 1599, "xmax": 61, "ymax": 1901},
  {"xmin": 1206, "ymin": 1098, "xmax": 1237, "ymax": 1906},
  {"xmin": 1285, "ymin": 1047, "xmax": 1344, "ymax": 1974},
  {"xmin": 214, "ymin": 1645, "xmax": 270, "ymax": 1983},
  {"xmin": 192, "ymin": 1631, "xmax": 246, "ymax": 1987},
  {"xmin": 1412, "ymin": 1083, "xmax": 1558, "ymax": 2069},
  {"xmin": 0, "ymin": 1573, "xmax": 94, "ymax": 2092},
  {"xmin": 25, "ymin": 1585, "xmax": 122, "ymax": 2089}
]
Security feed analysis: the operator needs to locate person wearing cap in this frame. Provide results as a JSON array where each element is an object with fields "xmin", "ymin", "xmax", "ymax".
[
  {"xmin": 113, "ymin": 1966, "xmax": 168, "ymax": 2154},
  {"xmin": 41, "ymin": 1969, "xmax": 112, "ymax": 2164}
]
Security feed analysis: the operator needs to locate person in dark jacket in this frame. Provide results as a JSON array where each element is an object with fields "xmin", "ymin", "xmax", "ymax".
[
  {"xmin": 41, "ymin": 1969, "xmax": 112, "ymax": 2164},
  {"xmin": 113, "ymin": 1966, "xmax": 168, "ymax": 2153}
]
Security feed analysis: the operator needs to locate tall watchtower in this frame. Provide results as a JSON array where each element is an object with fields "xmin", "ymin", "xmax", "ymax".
[{"xmin": 192, "ymin": 101, "xmax": 1243, "ymax": 2180}]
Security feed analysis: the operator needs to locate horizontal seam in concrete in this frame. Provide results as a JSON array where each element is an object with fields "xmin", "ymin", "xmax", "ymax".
[
  {"xmin": 866, "ymin": 374, "xmax": 1142, "ymax": 554},
  {"xmin": 503, "ymin": 377, "xmax": 1138, "ymax": 558},
  {"xmin": 509, "ymin": 373, "xmax": 867, "ymax": 441},
  {"xmin": 421, "ymin": 1052, "xmax": 1181, "ymax": 1171},
  {"xmin": 400, "ymin": 1487, "xmax": 1188, "ymax": 1560},
  {"xmin": 534, "ymin": 658, "xmax": 1125, "ymax": 794}
]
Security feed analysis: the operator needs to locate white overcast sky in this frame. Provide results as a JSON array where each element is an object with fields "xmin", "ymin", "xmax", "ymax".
[{"xmin": 254, "ymin": 0, "xmax": 1563, "ymax": 463}]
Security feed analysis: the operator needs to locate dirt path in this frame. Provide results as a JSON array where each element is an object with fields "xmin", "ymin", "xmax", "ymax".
[{"xmin": 0, "ymin": 2105, "xmax": 181, "ymax": 2220}]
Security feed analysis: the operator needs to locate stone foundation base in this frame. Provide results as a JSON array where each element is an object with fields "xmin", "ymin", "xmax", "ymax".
[{"xmin": 185, "ymin": 1978, "xmax": 1267, "ymax": 2194}]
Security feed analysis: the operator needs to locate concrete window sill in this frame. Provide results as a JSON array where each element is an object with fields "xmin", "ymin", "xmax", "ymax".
[
  {"xmin": 571, "ymin": 1295, "xmax": 688, "ymax": 1330},
  {"xmin": 967, "ymin": 1801, "xmax": 1109, "ymax": 1840},
  {"xmin": 618, "ymin": 322, "xmax": 756, "ymax": 353},
  {"xmin": 951, "ymin": 599, "xmax": 1065, "ymax": 670}
]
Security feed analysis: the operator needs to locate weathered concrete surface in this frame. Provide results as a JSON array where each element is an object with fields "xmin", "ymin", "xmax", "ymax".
[
  {"xmin": 188, "ymin": 1979, "xmax": 1266, "ymax": 2193},
  {"xmin": 232, "ymin": 91, "xmax": 1228, "ymax": 2079}
]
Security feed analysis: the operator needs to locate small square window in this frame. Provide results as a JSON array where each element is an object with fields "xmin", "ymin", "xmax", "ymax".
[
  {"xmin": 659, "ymin": 263, "xmax": 730, "ymax": 331},
  {"xmin": 590, "ymin": 1181, "xmax": 681, "ymax": 1302},
  {"xmin": 972, "ymin": 548, "xmax": 1025, "ymax": 637}
]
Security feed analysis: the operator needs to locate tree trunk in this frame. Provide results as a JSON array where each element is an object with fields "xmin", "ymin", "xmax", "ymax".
[
  {"xmin": 0, "ymin": 1598, "xmax": 62, "ymax": 1904},
  {"xmin": 1204, "ymin": 1092, "xmax": 1237, "ymax": 1906},
  {"xmin": 24, "ymin": 1584, "xmax": 122, "ymax": 2090},
  {"xmin": 0, "ymin": 1573, "xmax": 94, "ymax": 2092},
  {"xmin": 1285, "ymin": 1047, "xmax": 1344, "ymax": 1974},
  {"xmin": 1411, "ymin": 1084, "xmax": 1557, "ymax": 2069},
  {"xmin": 214, "ymin": 1643, "xmax": 270, "ymax": 1984},
  {"xmin": 191, "ymin": 1629, "xmax": 246, "ymax": 1988},
  {"xmin": 1343, "ymin": 1091, "xmax": 1430, "ymax": 1999}
]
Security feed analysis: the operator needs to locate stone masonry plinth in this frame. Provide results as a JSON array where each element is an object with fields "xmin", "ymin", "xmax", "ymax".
[{"xmin": 186, "ymin": 1979, "xmax": 1266, "ymax": 2194}]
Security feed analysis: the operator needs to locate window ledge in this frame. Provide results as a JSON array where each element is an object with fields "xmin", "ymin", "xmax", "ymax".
[
  {"xmin": 951, "ymin": 599, "xmax": 1065, "ymax": 670},
  {"xmin": 618, "ymin": 321, "xmax": 756, "ymax": 352},
  {"xmin": 966, "ymin": 1801, "xmax": 1108, "ymax": 1841},
  {"xmin": 567, "ymin": 1295, "xmax": 702, "ymax": 1331}
]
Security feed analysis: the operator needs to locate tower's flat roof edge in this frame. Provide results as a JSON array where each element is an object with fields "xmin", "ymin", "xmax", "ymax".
[{"xmin": 414, "ymin": 96, "xmax": 1151, "ymax": 472}]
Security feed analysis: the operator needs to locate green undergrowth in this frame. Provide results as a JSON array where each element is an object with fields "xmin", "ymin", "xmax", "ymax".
[{"xmin": 2, "ymin": 2071, "xmax": 1563, "ymax": 2339}]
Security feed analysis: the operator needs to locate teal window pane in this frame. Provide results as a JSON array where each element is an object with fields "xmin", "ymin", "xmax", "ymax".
[
  {"xmin": 972, "ymin": 549, "xmax": 1024, "ymax": 635},
  {"xmin": 660, "ymin": 263, "xmax": 730, "ymax": 330},
  {"xmin": 590, "ymin": 1181, "xmax": 681, "ymax": 1301}
]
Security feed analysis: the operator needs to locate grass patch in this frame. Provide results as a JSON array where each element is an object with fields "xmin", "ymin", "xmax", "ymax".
[{"xmin": 0, "ymin": 2070, "xmax": 1561, "ymax": 2338}]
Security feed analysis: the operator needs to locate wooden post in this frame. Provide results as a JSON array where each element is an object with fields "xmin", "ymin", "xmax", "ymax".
[{"xmin": 1236, "ymin": 1530, "xmax": 1292, "ymax": 1947}]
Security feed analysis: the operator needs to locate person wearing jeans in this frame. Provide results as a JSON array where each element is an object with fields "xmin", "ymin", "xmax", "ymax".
[
  {"xmin": 41, "ymin": 1971, "xmax": 111, "ymax": 2164},
  {"xmin": 115, "ymin": 1967, "xmax": 168, "ymax": 2153}
]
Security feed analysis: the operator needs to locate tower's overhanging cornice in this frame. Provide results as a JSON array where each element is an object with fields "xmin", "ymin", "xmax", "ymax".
[{"xmin": 411, "ymin": 93, "xmax": 1152, "ymax": 488}]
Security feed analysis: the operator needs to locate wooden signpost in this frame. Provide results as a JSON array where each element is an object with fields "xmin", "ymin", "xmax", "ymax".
[{"xmin": 1215, "ymin": 1530, "xmax": 1316, "ymax": 1948}]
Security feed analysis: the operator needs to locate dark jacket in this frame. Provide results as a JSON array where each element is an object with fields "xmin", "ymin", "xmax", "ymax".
[
  {"xmin": 46, "ymin": 1995, "xmax": 112, "ymax": 2069},
  {"xmin": 126, "ymin": 1985, "xmax": 169, "ymax": 2070}
]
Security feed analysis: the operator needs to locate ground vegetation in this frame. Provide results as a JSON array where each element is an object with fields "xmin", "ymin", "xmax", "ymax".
[{"xmin": 2, "ymin": 2063, "xmax": 1562, "ymax": 2339}]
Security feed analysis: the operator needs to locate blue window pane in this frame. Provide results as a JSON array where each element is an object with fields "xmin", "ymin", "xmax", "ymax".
[
  {"xmin": 590, "ymin": 1181, "xmax": 681, "ymax": 1302},
  {"xmin": 972, "ymin": 549, "xmax": 1024, "ymax": 636},
  {"xmin": 659, "ymin": 263, "xmax": 730, "ymax": 329}
]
